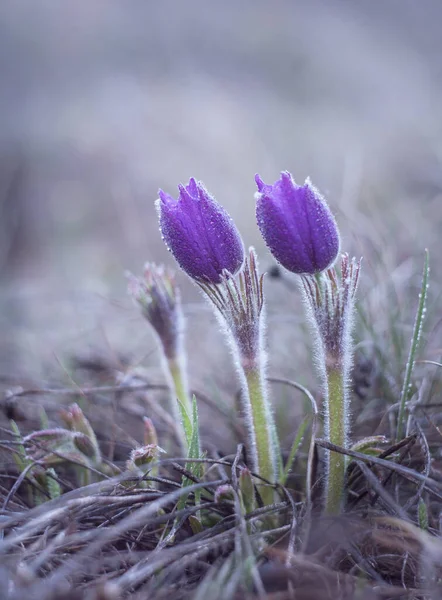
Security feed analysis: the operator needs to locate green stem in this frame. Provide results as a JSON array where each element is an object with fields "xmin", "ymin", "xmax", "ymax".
[
  {"xmin": 77, "ymin": 465, "xmax": 91, "ymax": 488},
  {"xmin": 244, "ymin": 367, "xmax": 276, "ymax": 506},
  {"xmin": 167, "ymin": 357, "xmax": 192, "ymax": 452},
  {"xmin": 324, "ymin": 366, "xmax": 347, "ymax": 514}
]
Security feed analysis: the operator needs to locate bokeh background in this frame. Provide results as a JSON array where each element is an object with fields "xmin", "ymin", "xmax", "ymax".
[{"xmin": 1, "ymin": 0, "xmax": 441, "ymax": 446}]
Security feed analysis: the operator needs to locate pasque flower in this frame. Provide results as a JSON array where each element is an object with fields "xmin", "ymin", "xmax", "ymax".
[
  {"xmin": 301, "ymin": 255, "xmax": 361, "ymax": 513},
  {"xmin": 158, "ymin": 178, "xmax": 278, "ymax": 507},
  {"xmin": 157, "ymin": 178, "xmax": 245, "ymax": 284},
  {"xmin": 255, "ymin": 171, "xmax": 361, "ymax": 514},
  {"xmin": 255, "ymin": 171, "xmax": 340, "ymax": 275}
]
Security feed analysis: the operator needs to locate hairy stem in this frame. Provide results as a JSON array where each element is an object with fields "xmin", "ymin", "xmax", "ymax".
[
  {"xmin": 167, "ymin": 357, "xmax": 192, "ymax": 452},
  {"xmin": 324, "ymin": 366, "xmax": 347, "ymax": 514},
  {"xmin": 244, "ymin": 366, "xmax": 276, "ymax": 506}
]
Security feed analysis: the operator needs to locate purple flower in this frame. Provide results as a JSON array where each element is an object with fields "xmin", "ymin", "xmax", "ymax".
[
  {"xmin": 255, "ymin": 172, "xmax": 340, "ymax": 275},
  {"xmin": 157, "ymin": 178, "xmax": 245, "ymax": 284}
]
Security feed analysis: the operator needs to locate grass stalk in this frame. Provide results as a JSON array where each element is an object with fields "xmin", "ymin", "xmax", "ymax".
[{"xmin": 396, "ymin": 249, "xmax": 429, "ymax": 442}]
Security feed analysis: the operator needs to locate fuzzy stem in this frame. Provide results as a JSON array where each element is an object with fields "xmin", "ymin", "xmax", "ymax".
[
  {"xmin": 324, "ymin": 366, "xmax": 347, "ymax": 514},
  {"xmin": 168, "ymin": 358, "xmax": 191, "ymax": 416},
  {"xmin": 243, "ymin": 366, "xmax": 276, "ymax": 506},
  {"xmin": 166, "ymin": 357, "xmax": 192, "ymax": 452}
]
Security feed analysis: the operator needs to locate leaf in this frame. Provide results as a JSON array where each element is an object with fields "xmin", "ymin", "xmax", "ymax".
[
  {"xmin": 45, "ymin": 468, "xmax": 62, "ymax": 500},
  {"xmin": 280, "ymin": 415, "xmax": 309, "ymax": 486},
  {"xmin": 189, "ymin": 395, "xmax": 202, "ymax": 460},
  {"xmin": 176, "ymin": 396, "xmax": 193, "ymax": 447},
  {"xmin": 418, "ymin": 498, "xmax": 428, "ymax": 531},
  {"xmin": 177, "ymin": 395, "xmax": 203, "ymax": 513},
  {"xmin": 9, "ymin": 420, "xmax": 29, "ymax": 472},
  {"xmin": 39, "ymin": 407, "xmax": 50, "ymax": 430},
  {"xmin": 189, "ymin": 515, "xmax": 203, "ymax": 534},
  {"xmin": 396, "ymin": 249, "xmax": 430, "ymax": 441}
]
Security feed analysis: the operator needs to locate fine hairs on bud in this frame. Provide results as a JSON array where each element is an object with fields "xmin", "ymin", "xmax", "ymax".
[{"xmin": 127, "ymin": 263, "xmax": 185, "ymax": 362}]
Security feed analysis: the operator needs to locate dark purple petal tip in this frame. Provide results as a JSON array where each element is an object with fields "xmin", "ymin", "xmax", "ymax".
[
  {"xmin": 157, "ymin": 179, "xmax": 245, "ymax": 284},
  {"xmin": 255, "ymin": 171, "xmax": 340, "ymax": 275}
]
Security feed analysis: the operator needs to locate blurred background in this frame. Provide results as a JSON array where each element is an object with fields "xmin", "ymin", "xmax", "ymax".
[{"xmin": 1, "ymin": 0, "xmax": 441, "ymax": 445}]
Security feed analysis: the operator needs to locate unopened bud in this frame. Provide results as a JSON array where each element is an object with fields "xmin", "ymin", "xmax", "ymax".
[
  {"xmin": 157, "ymin": 178, "xmax": 244, "ymax": 284},
  {"xmin": 127, "ymin": 444, "xmax": 164, "ymax": 472},
  {"xmin": 127, "ymin": 264, "xmax": 184, "ymax": 360},
  {"xmin": 73, "ymin": 432, "xmax": 98, "ymax": 460},
  {"xmin": 255, "ymin": 171, "xmax": 340, "ymax": 275},
  {"xmin": 60, "ymin": 403, "xmax": 101, "ymax": 464},
  {"xmin": 214, "ymin": 484, "xmax": 234, "ymax": 504},
  {"xmin": 143, "ymin": 417, "xmax": 158, "ymax": 447}
]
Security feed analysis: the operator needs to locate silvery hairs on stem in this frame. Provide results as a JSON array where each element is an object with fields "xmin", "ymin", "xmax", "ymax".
[
  {"xmin": 301, "ymin": 253, "xmax": 361, "ymax": 512},
  {"xmin": 255, "ymin": 170, "xmax": 361, "ymax": 512},
  {"xmin": 197, "ymin": 248, "xmax": 278, "ymax": 481}
]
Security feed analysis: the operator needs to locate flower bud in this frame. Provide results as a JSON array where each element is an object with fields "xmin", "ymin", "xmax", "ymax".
[
  {"xmin": 60, "ymin": 403, "xmax": 101, "ymax": 465},
  {"xmin": 127, "ymin": 444, "xmax": 164, "ymax": 473},
  {"xmin": 60, "ymin": 403, "xmax": 94, "ymax": 438},
  {"xmin": 143, "ymin": 417, "xmax": 158, "ymax": 447},
  {"xmin": 72, "ymin": 432, "xmax": 98, "ymax": 460},
  {"xmin": 157, "ymin": 178, "xmax": 244, "ymax": 283},
  {"xmin": 255, "ymin": 171, "xmax": 340, "ymax": 275},
  {"xmin": 127, "ymin": 264, "xmax": 183, "ymax": 360},
  {"xmin": 214, "ymin": 484, "xmax": 235, "ymax": 504}
]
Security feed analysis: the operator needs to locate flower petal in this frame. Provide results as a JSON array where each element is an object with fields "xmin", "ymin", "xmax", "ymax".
[
  {"xmin": 157, "ymin": 179, "xmax": 244, "ymax": 283},
  {"xmin": 255, "ymin": 172, "xmax": 340, "ymax": 274}
]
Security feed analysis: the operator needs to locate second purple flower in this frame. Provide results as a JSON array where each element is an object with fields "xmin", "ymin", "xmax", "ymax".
[{"xmin": 255, "ymin": 171, "xmax": 340, "ymax": 275}]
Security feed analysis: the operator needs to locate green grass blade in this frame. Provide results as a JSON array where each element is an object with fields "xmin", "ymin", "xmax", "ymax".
[
  {"xmin": 9, "ymin": 420, "xmax": 29, "ymax": 472},
  {"xmin": 280, "ymin": 415, "xmax": 309, "ymax": 486},
  {"xmin": 176, "ymin": 396, "xmax": 193, "ymax": 447},
  {"xmin": 177, "ymin": 395, "xmax": 203, "ymax": 513},
  {"xmin": 45, "ymin": 468, "xmax": 62, "ymax": 500},
  {"xmin": 418, "ymin": 498, "xmax": 429, "ymax": 531},
  {"xmin": 189, "ymin": 395, "xmax": 201, "ymax": 458},
  {"xmin": 39, "ymin": 407, "xmax": 50, "ymax": 430},
  {"xmin": 396, "ymin": 249, "xmax": 429, "ymax": 441}
]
